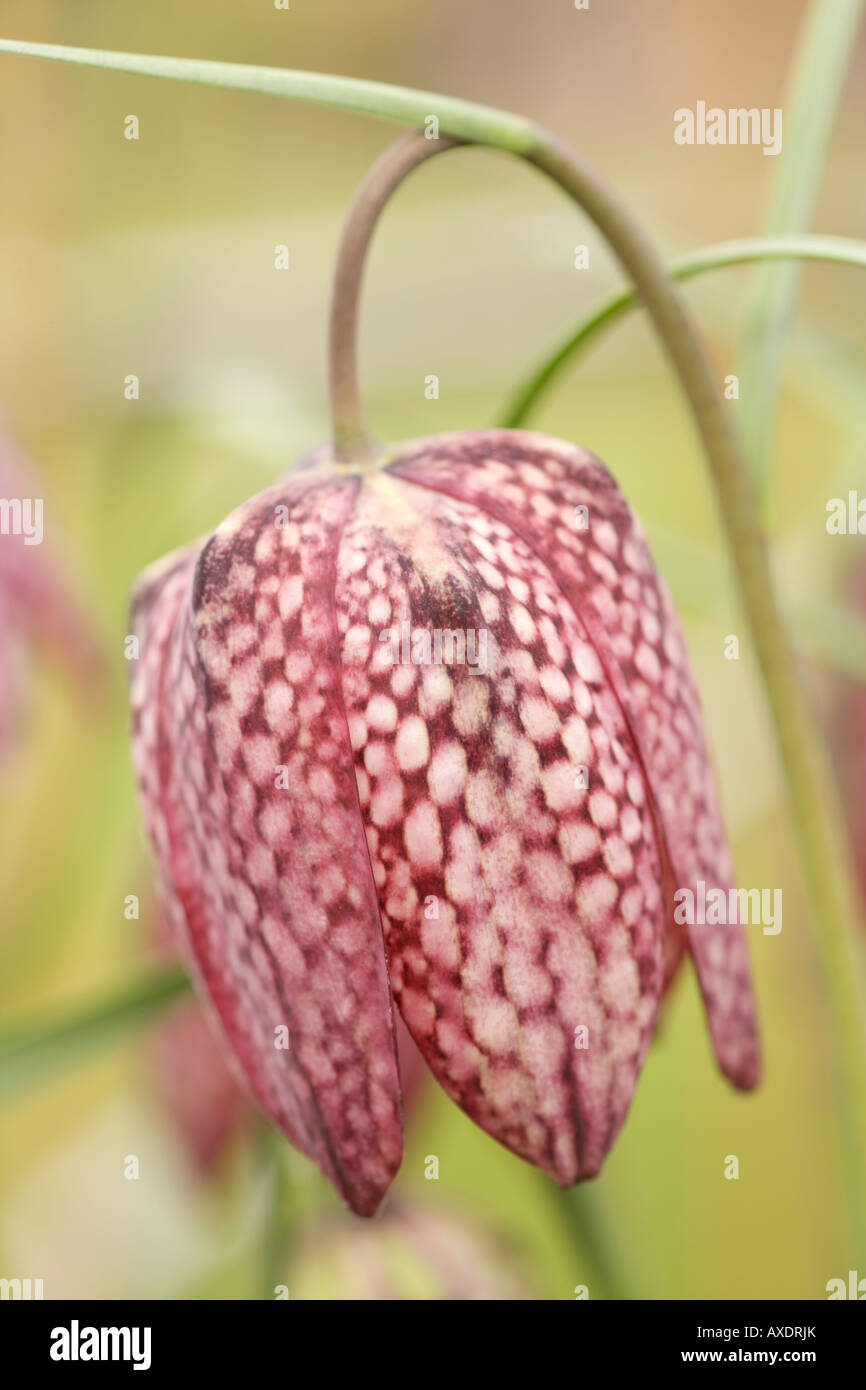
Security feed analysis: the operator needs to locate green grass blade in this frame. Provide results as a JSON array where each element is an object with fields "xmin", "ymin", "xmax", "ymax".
[
  {"xmin": 0, "ymin": 37, "xmax": 534, "ymax": 149},
  {"xmin": 500, "ymin": 234, "xmax": 866, "ymax": 428}
]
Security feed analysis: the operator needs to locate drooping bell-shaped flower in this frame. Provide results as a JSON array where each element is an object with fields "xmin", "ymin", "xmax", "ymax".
[{"xmin": 130, "ymin": 428, "xmax": 759, "ymax": 1215}]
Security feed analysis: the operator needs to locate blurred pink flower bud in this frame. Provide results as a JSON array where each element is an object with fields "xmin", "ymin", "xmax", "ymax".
[
  {"xmin": 287, "ymin": 1202, "xmax": 536, "ymax": 1300},
  {"xmin": 0, "ymin": 423, "xmax": 102, "ymax": 758}
]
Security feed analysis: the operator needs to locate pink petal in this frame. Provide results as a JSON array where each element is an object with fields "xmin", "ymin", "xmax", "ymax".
[
  {"xmin": 389, "ymin": 430, "xmax": 760, "ymax": 1091},
  {"xmin": 130, "ymin": 476, "xmax": 403, "ymax": 1215}
]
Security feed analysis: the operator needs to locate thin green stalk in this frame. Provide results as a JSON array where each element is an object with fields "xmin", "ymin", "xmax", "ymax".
[
  {"xmin": 1, "ymin": 37, "xmax": 865, "ymax": 1263},
  {"xmin": 547, "ymin": 1180, "xmax": 635, "ymax": 1300},
  {"xmin": 502, "ymin": 234, "xmax": 866, "ymax": 427},
  {"xmin": 739, "ymin": 0, "xmax": 865, "ymax": 507},
  {"xmin": 259, "ymin": 1122, "xmax": 296, "ymax": 1299},
  {"xmin": 0, "ymin": 966, "xmax": 191, "ymax": 1099}
]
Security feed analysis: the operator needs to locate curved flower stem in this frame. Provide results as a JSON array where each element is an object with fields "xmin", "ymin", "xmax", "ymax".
[
  {"xmin": 329, "ymin": 132, "xmax": 463, "ymax": 463},
  {"xmin": 501, "ymin": 234, "xmax": 866, "ymax": 428},
  {"xmin": 1, "ymin": 37, "xmax": 865, "ymax": 1258}
]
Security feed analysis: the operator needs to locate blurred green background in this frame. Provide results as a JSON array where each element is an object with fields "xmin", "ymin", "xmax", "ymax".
[{"xmin": 1, "ymin": 0, "xmax": 865, "ymax": 1299}]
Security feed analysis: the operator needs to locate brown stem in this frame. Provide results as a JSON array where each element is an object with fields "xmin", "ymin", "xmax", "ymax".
[{"xmin": 328, "ymin": 131, "xmax": 462, "ymax": 464}]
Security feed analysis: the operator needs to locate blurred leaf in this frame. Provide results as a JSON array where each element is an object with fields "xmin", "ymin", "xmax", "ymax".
[
  {"xmin": 0, "ymin": 966, "xmax": 190, "ymax": 1100},
  {"xmin": 738, "ymin": 0, "xmax": 865, "ymax": 507},
  {"xmin": 647, "ymin": 521, "xmax": 866, "ymax": 683}
]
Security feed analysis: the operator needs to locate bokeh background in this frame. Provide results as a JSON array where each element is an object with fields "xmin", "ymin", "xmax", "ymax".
[{"xmin": 1, "ymin": 0, "xmax": 865, "ymax": 1299}]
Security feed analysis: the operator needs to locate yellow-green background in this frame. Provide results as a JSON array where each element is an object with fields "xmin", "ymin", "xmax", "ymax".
[{"xmin": 0, "ymin": 0, "xmax": 864, "ymax": 1299}]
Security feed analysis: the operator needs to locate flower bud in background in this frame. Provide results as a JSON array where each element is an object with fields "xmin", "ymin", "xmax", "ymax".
[
  {"xmin": 286, "ymin": 1203, "xmax": 536, "ymax": 1300},
  {"xmin": 149, "ymin": 907, "xmax": 249, "ymax": 1174}
]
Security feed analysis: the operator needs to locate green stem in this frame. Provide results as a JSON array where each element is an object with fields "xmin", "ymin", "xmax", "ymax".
[
  {"xmin": 525, "ymin": 133, "xmax": 866, "ymax": 1262},
  {"xmin": 2, "ymin": 36, "xmax": 865, "ymax": 1261},
  {"xmin": 0, "ymin": 966, "xmax": 191, "ymax": 1099},
  {"xmin": 330, "ymin": 136, "xmax": 866, "ymax": 1271},
  {"xmin": 548, "ymin": 1181, "xmax": 634, "ymax": 1300},
  {"xmin": 502, "ymin": 234, "xmax": 866, "ymax": 428},
  {"xmin": 259, "ymin": 1122, "xmax": 295, "ymax": 1299}
]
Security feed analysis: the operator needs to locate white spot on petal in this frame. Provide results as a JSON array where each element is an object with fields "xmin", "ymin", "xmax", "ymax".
[
  {"xmin": 428, "ymin": 742, "xmax": 468, "ymax": 805},
  {"xmin": 395, "ymin": 715, "xmax": 430, "ymax": 772}
]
